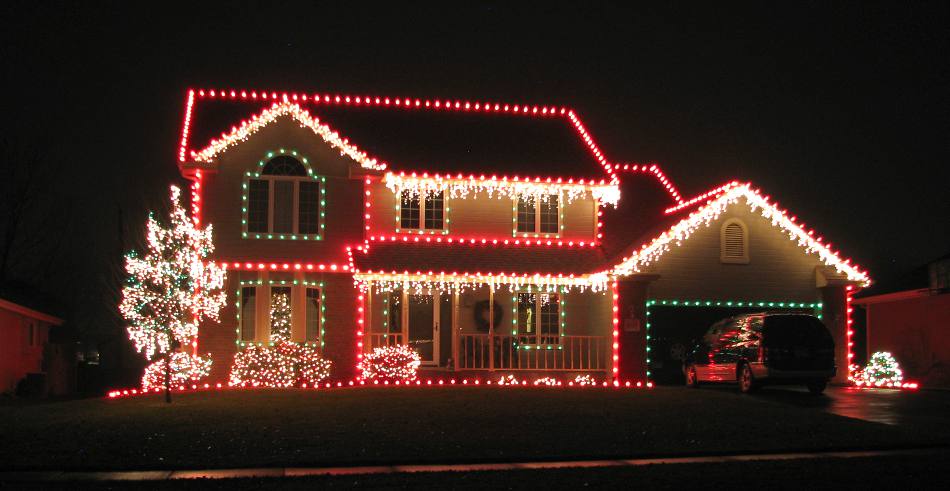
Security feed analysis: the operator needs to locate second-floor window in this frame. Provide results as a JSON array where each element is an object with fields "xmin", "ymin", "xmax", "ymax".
[
  {"xmin": 515, "ymin": 195, "xmax": 559, "ymax": 235},
  {"xmin": 399, "ymin": 191, "xmax": 445, "ymax": 231},
  {"xmin": 245, "ymin": 155, "xmax": 325, "ymax": 240}
]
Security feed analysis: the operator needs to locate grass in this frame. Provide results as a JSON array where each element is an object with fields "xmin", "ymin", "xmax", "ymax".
[{"xmin": 1, "ymin": 386, "xmax": 947, "ymax": 472}]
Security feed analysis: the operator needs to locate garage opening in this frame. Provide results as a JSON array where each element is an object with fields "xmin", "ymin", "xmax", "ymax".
[{"xmin": 646, "ymin": 300, "xmax": 821, "ymax": 385}]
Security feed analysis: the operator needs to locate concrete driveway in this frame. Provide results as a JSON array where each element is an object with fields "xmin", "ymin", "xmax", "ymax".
[{"xmin": 740, "ymin": 385, "xmax": 950, "ymax": 428}]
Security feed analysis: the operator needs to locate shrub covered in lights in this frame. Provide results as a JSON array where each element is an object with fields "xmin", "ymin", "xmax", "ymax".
[
  {"xmin": 359, "ymin": 345, "xmax": 421, "ymax": 382},
  {"xmin": 851, "ymin": 351, "xmax": 904, "ymax": 388},
  {"xmin": 228, "ymin": 292, "xmax": 333, "ymax": 387},
  {"xmin": 142, "ymin": 352, "xmax": 213, "ymax": 391},
  {"xmin": 228, "ymin": 343, "xmax": 333, "ymax": 388}
]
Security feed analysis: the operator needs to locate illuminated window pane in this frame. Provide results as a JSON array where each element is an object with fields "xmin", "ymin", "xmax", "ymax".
[
  {"xmin": 299, "ymin": 181, "xmax": 320, "ymax": 234},
  {"xmin": 240, "ymin": 287, "xmax": 256, "ymax": 341},
  {"xmin": 305, "ymin": 288, "xmax": 321, "ymax": 343},
  {"xmin": 424, "ymin": 192, "xmax": 444, "ymax": 229},
  {"xmin": 539, "ymin": 196, "xmax": 558, "ymax": 233},
  {"xmin": 247, "ymin": 180, "xmax": 268, "ymax": 233},
  {"xmin": 273, "ymin": 180, "xmax": 294, "ymax": 233},
  {"xmin": 517, "ymin": 197, "xmax": 535, "ymax": 233},
  {"xmin": 400, "ymin": 192, "xmax": 420, "ymax": 229}
]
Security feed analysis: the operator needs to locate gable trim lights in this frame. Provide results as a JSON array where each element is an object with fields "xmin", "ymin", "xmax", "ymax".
[
  {"xmin": 180, "ymin": 88, "xmax": 622, "ymax": 183},
  {"xmin": 612, "ymin": 183, "xmax": 871, "ymax": 286}
]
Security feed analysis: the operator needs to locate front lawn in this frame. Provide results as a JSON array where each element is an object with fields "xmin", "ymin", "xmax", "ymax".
[{"xmin": 1, "ymin": 387, "xmax": 945, "ymax": 471}]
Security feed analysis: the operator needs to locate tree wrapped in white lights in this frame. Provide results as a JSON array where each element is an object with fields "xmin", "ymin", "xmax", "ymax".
[
  {"xmin": 228, "ymin": 292, "xmax": 333, "ymax": 388},
  {"xmin": 120, "ymin": 185, "xmax": 227, "ymax": 403},
  {"xmin": 851, "ymin": 351, "xmax": 904, "ymax": 388},
  {"xmin": 269, "ymin": 292, "xmax": 292, "ymax": 343}
]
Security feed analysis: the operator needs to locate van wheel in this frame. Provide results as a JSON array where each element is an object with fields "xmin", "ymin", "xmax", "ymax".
[
  {"xmin": 685, "ymin": 365, "xmax": 700, "ymax": 388},
  {"xmin": 807, "ymin": 380, "xmax": 827, "ymax": 395},
  {"xmin": 739, "ymin": 364, "xmax": 758, "ymax": 393}
]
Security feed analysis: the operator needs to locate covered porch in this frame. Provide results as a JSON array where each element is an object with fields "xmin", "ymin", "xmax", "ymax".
[{"xmin": 359, "ymin": 274, "xmax": 614, "ymax": 374}]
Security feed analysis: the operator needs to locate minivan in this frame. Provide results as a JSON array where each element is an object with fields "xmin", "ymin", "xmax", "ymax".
[{"xmin": 683, "ymin": 313, "xmax": 835, "ymax": 394}]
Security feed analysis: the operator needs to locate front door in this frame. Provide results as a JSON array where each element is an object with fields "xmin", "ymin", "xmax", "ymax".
[{"xmin": 407, "ymin": 293, "xmax": 440, "ymax": 365}]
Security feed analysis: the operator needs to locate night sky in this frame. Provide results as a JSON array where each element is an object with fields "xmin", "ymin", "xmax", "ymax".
[{"xmin": 2, "ymin": 2, "xmax": 948, "ymax": 343}]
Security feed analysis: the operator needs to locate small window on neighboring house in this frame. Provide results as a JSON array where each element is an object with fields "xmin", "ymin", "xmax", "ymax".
[
  {"xmin": 515, "ymin": 195, "xmax": 560, "ymax": 235},
  {"xmin": 517, "ymin": 292, "xmax": 561, "ymax": 345},
  {"xmin": 305, "ymin": 288, "xmax": 321, "ymax": 343},
  {"xmin": 244, "ymin": 155, "xmax": 324, "ymax": 239},
  {"xmin": 240, "ymin": 287, "xmax": 256, "ymax": 341},
  {"xmin": 400, "ymin": 191, "xmax": 445, "ymax": 231},
  {"xmin": 721, "ymin": 218, "xmax": 749, "ymax": 264}
]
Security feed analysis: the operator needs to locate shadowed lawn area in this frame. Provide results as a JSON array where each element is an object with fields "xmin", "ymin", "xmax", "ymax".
[{"xmin": 1, "ymin": 387, "xmax": 947, "ymax": 472}]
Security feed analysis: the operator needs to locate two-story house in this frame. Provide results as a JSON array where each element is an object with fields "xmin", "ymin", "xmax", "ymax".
[{"xmin": 177, "ymin": 89, "xmax": 870, "ymax": 385}]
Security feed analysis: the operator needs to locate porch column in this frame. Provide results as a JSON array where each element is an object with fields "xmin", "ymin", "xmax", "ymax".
[
  {"xmin": 365, "ymin": 285, "xmax": 373, "ymax": 353},
  {"xmin": 820, "ymin": 284, "xmax": 852, "ymax": 384},
  {"xmin": 488, "ymin": 283, "xmax": 495, "ymax": 371},
  {"xmin": 617, "ymin": 275, "xmax": 658, "ymax": 382},
  {"xmin": 452, "ymin": 285, "xmax": 460, "ymax": 370}
]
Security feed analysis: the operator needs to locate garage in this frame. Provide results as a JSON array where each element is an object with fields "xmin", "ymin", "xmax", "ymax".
[{"xmin": 646, "ymin": 300, "xmax": 821, "ymax": 385}]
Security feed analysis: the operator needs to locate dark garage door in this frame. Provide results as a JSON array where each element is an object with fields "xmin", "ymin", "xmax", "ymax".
[{"xmin": 648, "ymin": 304, "xmax": 815, "ymax": 385}]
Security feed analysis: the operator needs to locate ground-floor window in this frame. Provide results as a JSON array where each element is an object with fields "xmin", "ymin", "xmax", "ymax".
[
  {"xmin": 516, "ymin": 292, "xmax": 561, "ymax": 345},
  {"xmin": 237, "ymin": 282, "xmax": 323, "ymax": 346}
]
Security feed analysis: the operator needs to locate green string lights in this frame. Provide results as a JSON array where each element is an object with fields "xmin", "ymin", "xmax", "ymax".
[
  {"xmin": 241, "ymin": 148, "xmax": 326, "ymax": 241},
  {"xmin": 235, "ymin": 279, "xmax": 326, "ymax": 349}
]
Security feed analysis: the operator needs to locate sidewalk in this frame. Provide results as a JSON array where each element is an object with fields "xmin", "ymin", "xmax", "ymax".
[{"xmin": 1, "ymin": 447, "xmax": 944, "ymax": 482}]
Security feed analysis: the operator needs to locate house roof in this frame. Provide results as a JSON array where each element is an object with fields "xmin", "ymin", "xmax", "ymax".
[
  {"xmin": 608, "ymin": 182, "xmax": 871, "ymax": 286},
  {"xmin": 180, "ymin": 89, "xmax": 616, "ymax": 180},
  {"xmin": 351, "ymin": 241, "xmax": 607, "ymax": 277}
]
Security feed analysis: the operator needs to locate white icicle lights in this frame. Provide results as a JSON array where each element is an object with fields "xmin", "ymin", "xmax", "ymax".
[
  {"xmin": 384, "ymin": 172, "xmax": 620, "ymax": 207},
  {"xmin": 120, "ymin": 185, "xmax": 227, "ymax": 361},
  {"xmin": 611, "ymin": 183, "xmax": 870, "ymax": 286}
]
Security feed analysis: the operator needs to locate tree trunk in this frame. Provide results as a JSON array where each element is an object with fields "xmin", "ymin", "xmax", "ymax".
[{"xmin": 164, "ymin": 352, "xmax": 172, "ymax": 403}]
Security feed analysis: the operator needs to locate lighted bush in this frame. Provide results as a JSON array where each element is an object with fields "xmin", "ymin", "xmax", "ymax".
[
  {"xmin": 851, "ymin": 351, "xmax": 903, "ymax": 387},
  {"xmin": 228, "ymin": 343, "xmax": 333, "ymax": 388},
  {"xmin": 359, "ymin": 345, "xmax": 421, "ymax": 382},
  {"xmin": 142, "ymin": 352, "xmax": 212, "ymax": 391}
]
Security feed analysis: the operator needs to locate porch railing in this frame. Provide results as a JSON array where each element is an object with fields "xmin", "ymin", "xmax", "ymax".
[
  {"xmin": 366, "ymin": 333, "xmax": 404, "ymax": 350},
  {"xmin": 458, "ymin": 334, "xmax": 608, "ymax": 371}
]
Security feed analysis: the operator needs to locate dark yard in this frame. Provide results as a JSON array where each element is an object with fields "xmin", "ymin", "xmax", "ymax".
[{"xmin": 2, "ymin": 387, "xmax": 949, "ymax": 472}]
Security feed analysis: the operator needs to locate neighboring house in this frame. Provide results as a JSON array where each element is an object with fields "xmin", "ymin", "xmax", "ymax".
[
  {"xmin": 0, "ymin": 298, "xmax": 63, "ymax": 394},
  {"xmin": 178, "ymin": 89, "xmax": 870, "ymax": 385},
  {"xmin": 853, "ymin": 254, "xmax": 950, "ymax": 386}
]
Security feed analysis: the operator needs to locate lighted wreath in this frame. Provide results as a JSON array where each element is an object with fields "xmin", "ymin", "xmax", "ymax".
[
  {"xmin": 359, "ymin": 345, "xmax": 421, "ymax": 382},
  {"xmin": 473, "ymin": 300, "xmax": 504, "ymax": 332}
]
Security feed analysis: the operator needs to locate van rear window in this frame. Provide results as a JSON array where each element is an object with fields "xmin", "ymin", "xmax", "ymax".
[{"xmin": 763, "ymin": 315, "xmax": 833, "ymax": 348}]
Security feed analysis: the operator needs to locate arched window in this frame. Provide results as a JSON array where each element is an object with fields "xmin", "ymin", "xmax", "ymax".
[
  {"xmin": 262, "ymin": 156, "xmax": 307, "ymax": 176},
  {"xmin": 720, "ymin": 218, "xmax": 749, "ymax": 264},
  {"xmin": 245, "ymin": 154, "xmax": 325, "ymax": 239}
]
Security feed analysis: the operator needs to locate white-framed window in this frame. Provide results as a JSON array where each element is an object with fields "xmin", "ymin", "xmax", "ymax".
[
  {"xmin": 236, "ymin": 281, "xmax": 323, "ymax": 346},
  {"xmin": 720, "ymin": 218, "xmax": 750, "ymax": 264},
  {"xmin": 243, "ymin": 155, "xmax": 325, "ymax": 240},
  {"xmin": 516, "ymin": 292, "xmax": 561, "ymax": 345},
  {"xmin": 514, "ymin": 195, "xmax": 560, "ymax": 236},
  {"xmin": 398, "ymin": 191, "xmax": 446, "ymax": 233}
]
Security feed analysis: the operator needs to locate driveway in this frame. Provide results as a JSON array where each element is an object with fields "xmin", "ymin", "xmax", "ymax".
[{"xmin": 707, "ymin": 384, "xmax": 950, "ymax": 429}]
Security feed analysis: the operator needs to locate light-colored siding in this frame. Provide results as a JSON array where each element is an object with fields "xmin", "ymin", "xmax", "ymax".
[
  {"xmin": 645, "ymin": 202, "xmax": 824, "ymax": 303},
  {"xmin": 367, "ymin": 182, "xmax": 598, "ymax": 241},
  {"xmin": 197, "ymin": 118, "xmax": 369, "ymax": 266}
]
